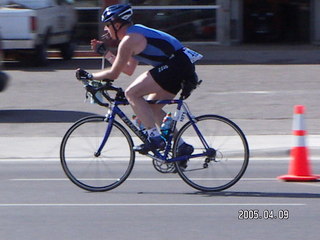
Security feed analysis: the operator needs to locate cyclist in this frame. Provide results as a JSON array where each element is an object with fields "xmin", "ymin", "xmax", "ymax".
[{"xmin": 76, "ymin": 4, "xmax": 202, "ymax": 165}]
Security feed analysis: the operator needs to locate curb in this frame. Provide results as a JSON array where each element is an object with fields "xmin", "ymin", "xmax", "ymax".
[{"xmin": 48, "ymin": 50, "xmax": 101, "ymax": 59}]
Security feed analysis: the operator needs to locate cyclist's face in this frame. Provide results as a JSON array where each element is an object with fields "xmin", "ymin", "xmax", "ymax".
[{"xmin": 104, "ymin": 22, "xmax": 117, "ymax": 40}]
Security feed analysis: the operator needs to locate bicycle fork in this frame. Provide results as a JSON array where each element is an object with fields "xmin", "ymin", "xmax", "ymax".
[
  {"xmin": 94, "ymin": 116, "xmax": 114, "ymax": 157},
  {"xmin": 94, "ymin": 104, "xmax": 149, "ymax": 158},
  {"xmin": 93, "ymin": 105, "xmax": 124, "ymax": 157}
]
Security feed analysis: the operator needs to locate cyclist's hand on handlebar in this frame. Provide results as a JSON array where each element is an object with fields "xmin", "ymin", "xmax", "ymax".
[{"xmin": 76, "ymin": 68, "xmax": 93, "ymax": 80}]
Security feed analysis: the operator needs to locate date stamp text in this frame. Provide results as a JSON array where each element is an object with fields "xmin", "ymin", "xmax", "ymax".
[{"xmin": 238, "ymin": 209, "xmax": 289, "ymax": 220}]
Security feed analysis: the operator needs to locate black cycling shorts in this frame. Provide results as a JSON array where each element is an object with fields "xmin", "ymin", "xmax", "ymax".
[{"xmin": 149, "ymin": 50, "xmax": 196, "ymax": 94}]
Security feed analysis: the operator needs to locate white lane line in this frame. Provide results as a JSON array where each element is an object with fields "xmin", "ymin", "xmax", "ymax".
[
  {"xmin": 9, "ymin": 178, "xmax": 179, "ymax": 181},
  {"xmin": 295, "ymin": 182, "xmax": 320, "ymax": 187},
  {"xmin": 0, "ymin": 203, "xmax": 306, "ymax": 207},
  {"xmin": 1, "ymin": 157, "xmax": 320, "ymax": 162},
  {"xmin": 9, "ymin": 178, "xmax": 279, "ymax": 181}
]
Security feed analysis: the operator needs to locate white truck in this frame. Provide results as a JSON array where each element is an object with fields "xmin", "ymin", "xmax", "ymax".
[
  {"xmin": 0, "ymin": 0, "xmax": 77, "ymax": 65},
  {"xmin": 1, "ymin": 33, "xmax": 9, "ymax": 92}
]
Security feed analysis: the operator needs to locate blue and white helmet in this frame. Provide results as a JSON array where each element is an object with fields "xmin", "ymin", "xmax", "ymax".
[{"xmin": 101, "ymin": 4, "xmax": 133, "ymax": 23}]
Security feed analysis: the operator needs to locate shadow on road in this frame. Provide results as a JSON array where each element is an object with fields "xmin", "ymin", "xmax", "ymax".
[
  {"xmin": 194, "ymin": 189, "xmax": 320, "ymax": 199},
  {"xmin": 4, "ymin": 59, "xmax": 102, "ymax": 72},
  {"xmin": 133, "ymin": 189, "xmax": 320, "ymax": 199},
  {"xmin": 0, "ymin": 109, "xmax": 94, "ymax": 123}
]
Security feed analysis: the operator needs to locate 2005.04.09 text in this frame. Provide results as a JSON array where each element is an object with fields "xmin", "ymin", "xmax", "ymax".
[{"xmin": 238, "ymin": 209, "xmax": 289, "ymax": 220}]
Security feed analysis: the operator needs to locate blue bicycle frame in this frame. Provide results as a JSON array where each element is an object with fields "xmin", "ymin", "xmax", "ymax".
[{"xmin": 95, "ymin": 96, "xmax": 211, "ymax": 164}]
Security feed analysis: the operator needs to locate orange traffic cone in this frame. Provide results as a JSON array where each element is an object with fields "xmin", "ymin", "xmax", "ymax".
[{"xmin": 278, "ymin": 105, "xmax": 318, "ymax": 181}]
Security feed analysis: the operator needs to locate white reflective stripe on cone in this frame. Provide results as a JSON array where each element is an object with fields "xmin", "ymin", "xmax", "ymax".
[
  {"xmin": 292, "ymin": 135, "xmax": 307, "ymax": 147},
  {"xmin": 292, "ymin": 114, "xmax": 306, "ymax": 131}
]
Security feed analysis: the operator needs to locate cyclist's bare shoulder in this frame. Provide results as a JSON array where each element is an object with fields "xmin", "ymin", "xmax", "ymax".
[{"xmin": 122, "ymin": 32, "xmax": 147, "ymax": 55}]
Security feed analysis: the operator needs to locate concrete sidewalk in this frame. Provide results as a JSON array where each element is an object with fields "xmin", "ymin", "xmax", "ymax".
[{"xmin": 1, "ymin": 135, "xmax": 320, "ymax": 161}]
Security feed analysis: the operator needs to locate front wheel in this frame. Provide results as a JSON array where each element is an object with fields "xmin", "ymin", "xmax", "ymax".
[
  {"xmin": 60, "ymin": 116, "xmax": 135, "ymax": 192},
  {"xmin": 173, "ymin": 115, "xmax": 249, "ymax": 192}
]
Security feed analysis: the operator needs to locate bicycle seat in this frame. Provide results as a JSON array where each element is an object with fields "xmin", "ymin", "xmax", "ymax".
[{"xmin": 180, "ymin": 72, "xmax": 202, "ymax": 99}]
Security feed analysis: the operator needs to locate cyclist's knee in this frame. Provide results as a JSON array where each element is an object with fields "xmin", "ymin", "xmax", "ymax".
[
  {"xmin": 124, "ymin": 88, "xmax": 134, "ymax": 104},
  {"xmin": 125, "ymin": 86, "xmax": 142, "ymax": 104}
]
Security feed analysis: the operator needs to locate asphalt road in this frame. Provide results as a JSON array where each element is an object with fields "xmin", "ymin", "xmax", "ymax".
[
  {"xmin": 0, "ymin": 59, "xmax": 320, "ymax": 240},
  {"xmin": 0, "ymin": 161, "xmax": 319, "ymax": 240}
]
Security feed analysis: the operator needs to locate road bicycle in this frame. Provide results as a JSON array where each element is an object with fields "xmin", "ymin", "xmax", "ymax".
[{"xmin": 60, "ymin": 79, "xmax": 249, "ymax": 192}]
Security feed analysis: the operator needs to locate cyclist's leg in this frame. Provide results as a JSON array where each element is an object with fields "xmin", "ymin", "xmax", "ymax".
[
  {"xmin": 148, "ymin": 88, "xmax": 193, "ymax": 167},
  {"xmin": 125, "ymin": 61, "xmax": 183, "ymax": 153},
  {"xmin": 147, "ymin": 94, "xmax": 181, "ymax": 144},
  {"xmin": 125, "ymin": 71, "xmax": 174, "ymax": 152},
  {"xmin": 125, "ymin": 71, "xmax": 175, "ymax": 129},
  {"xmin": 147, "ymin": 92, "xmax": 175, "ymax": 127}
]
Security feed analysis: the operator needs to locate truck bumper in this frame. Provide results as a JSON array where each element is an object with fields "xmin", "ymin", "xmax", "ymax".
[{"xmin": 3, "ymin": 40, "xmax": 34, "ymax": 50}]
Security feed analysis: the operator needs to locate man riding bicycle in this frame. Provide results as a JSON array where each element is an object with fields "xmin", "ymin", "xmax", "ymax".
[{"xmin": 76, "ymin": 4, "xmax": 202, "ymax": 166}]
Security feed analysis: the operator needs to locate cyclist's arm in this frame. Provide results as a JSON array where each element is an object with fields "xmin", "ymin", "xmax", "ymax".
[
  {"xmin": 105, "ymin": 51, "xmax": 138, "ymax": 76},
  {"xmin": 92, "ymin": 34, "xmax": 145, "ymax": 80}
]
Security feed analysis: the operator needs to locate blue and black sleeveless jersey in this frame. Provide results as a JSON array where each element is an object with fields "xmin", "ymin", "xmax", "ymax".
[{"xmin": 127, "ymin": 24, "xmax": 183, "ymax": 67}]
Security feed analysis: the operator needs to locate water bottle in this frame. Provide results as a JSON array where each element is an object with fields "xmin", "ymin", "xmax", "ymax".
[
  {"xmin": 89, "ymin": 81, "xmax": 104, "ymax": 104},
  {"xmin": 160, "ymin": 112, "xmax": 173, "ymax": 140}
]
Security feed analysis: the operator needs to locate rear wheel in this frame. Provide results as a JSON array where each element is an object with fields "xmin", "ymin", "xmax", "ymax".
[{"xmin": 173, "ymin": 115, "xmax": 249, "ymax": 192}]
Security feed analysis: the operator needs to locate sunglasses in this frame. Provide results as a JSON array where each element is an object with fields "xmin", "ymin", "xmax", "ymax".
[{"xmin": 105, "ymin": 22, "xmax": 113, "ymax": 28}]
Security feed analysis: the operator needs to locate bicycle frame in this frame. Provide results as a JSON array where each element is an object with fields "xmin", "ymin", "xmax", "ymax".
[{"xmin": 95, "ymin": 96, "xmax": 212, "ymax": 164}]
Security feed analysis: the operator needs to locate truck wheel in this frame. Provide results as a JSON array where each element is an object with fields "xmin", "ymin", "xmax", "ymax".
[
  {"xmin": 0, "ymin": 71, "xmax": 9, "ymax": 92},
  {"xmin": 33, "ymin": 30, "xmax": 51, "ymax": 66},
  {"xmin": 60, "ymin": 41, "xmax": 75, "ymax": 60},
  {"xmin": 34, "ymin": 43, "xmax": 48, "ymax": 66}
]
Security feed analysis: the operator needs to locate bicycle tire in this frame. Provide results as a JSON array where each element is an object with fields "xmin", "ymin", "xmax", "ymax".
[
  {"xmin": 173, "ymin": 114, "xmax": 249, "ymax": 192},
  {"xmin": 60, "ymin": 115, "xmax": 135, "ymax": 192}
]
